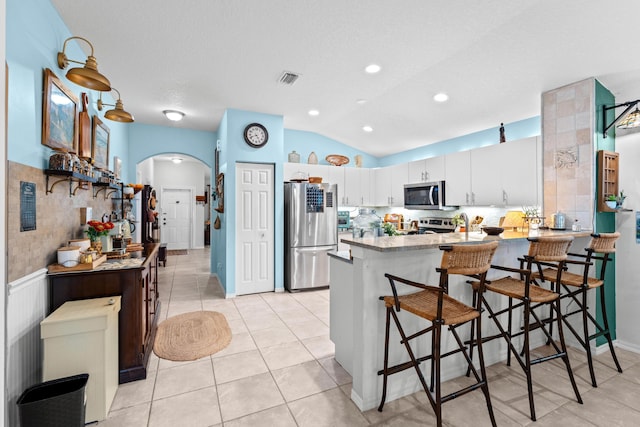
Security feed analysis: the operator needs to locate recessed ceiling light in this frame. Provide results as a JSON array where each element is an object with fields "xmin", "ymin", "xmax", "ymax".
[
  {"xmin": 308, "ymin": 109, "xmax": 320, "ymax": 116},
  {"xmin": 362, "ymin": 125, "xmax": 373, "ymax": 132},
  {"xmin": 365, "ymin": 64, "xmax": 381, "ymax": 74},
  {"xmin": 163, "ymin": 110, "xmax": 185, "ymax": 121},
  {"xmin": 356, "ymin": 99, "xmax": 367, "ymax": 105},
  {"xmin": 171, "ymin": 157, "xmax": 183, "ymax": 164},
  {"xmin": 433, "ymin": 93, "xmax": 449, "ymax": 102}
]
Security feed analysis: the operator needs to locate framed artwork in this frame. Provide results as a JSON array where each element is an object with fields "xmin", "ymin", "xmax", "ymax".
[
  {"xmin": 42, "ymin": 68, "xmax": 79, "ymax": 151},
  {"xmin": 92, "ymin": 115, "xmax": 110, "ymax": 169},
  {"xmin": 113, "ymin": 156, "xmax": 122, "ymax": 180},
  {"xmin": 214, "ymin": 173, "xmax": 224, "ymax": 213}
]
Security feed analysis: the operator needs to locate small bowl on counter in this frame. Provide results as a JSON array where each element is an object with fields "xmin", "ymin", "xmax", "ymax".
[{"xmin": 481, "ymin": 226, "xmax": 504, "ymax": 236}]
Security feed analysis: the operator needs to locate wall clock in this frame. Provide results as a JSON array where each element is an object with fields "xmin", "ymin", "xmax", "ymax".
[{"xmin": 243, "ymin": 123, "xmax": 268, "ymax": 148}]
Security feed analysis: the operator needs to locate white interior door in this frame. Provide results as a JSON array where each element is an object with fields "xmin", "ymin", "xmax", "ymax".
[
  {"xmin": 160, "ymin": 188, "xmax": 192, "ymax": 250},
  {"xmin": 236, "ymin": 163, "xmax": 274, "ymax": 295}
]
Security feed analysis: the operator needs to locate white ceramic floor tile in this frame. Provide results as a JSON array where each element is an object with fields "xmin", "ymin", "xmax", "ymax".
[
  {"xmin": 153, "ymin": 359, "xmax": 215, "ymax": 400},
  {"xmin": 217, "ymin": 372, "xmax": 285, "ymax": 421},
  {"xmin": 271, "ymin": 360, "xmax": 338, "ymax": 401},
  {"xmin": 148, "ymin": 387, "xmax": 221, "ymax": 427},
  {"xmin": 212, "ymin": 349, "xmax": 268, "ymax": 384}
]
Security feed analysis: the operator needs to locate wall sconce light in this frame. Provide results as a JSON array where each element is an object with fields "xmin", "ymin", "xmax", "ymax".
[
  {"xmin": 57, "ymin": 36, "xmax": 111, "ymax": 92},
  {"xmin": 163, "ymin": 110, "xmax": 185, "ymax": 121},
  {"xmin": 602, "ymin": 99, "xmax": 640, "ymax": 138},
  {"xmin": 97, "ymin": 88, "xmax": 134, "ymax": 123}
]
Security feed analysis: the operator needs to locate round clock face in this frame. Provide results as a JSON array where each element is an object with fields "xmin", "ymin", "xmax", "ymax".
[{"xmin": 244, "ymin": 123, "xmax": 269, "ymax": 148}]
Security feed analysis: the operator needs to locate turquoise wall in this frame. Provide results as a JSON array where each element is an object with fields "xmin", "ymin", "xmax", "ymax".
[
  {"xmin": 6, "ymin": 0, "xmax": 129, "ymax": 180},
  {"xmin": 128, "ymin": 123, "xmax": 216, "ymax": 180},
  {"xmin": 213, "ymin": 109, "xmax": 285, "ymax": 295},
  {"xmin": 381, "ymin": 116, "xmax": 541, "ymax": 166}
]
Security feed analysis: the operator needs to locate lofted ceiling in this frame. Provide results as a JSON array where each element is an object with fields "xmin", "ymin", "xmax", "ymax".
[{"xmin": 50, "ymin": 0, "xmax": 640, "ymax": 157}]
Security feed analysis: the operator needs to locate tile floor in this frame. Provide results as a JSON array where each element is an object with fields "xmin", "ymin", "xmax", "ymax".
[{"xmin": 97, "ymin": 248, "xmax": 640, "ymax": 426}]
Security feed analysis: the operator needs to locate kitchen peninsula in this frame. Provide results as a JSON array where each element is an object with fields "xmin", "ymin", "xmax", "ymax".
[{"xmin": 329, "ymin": 230, "xmax": 591, "ymax": 411}]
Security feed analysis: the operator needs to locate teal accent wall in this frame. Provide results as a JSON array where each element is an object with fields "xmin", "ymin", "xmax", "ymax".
[
  {"xmin": 595, "ymin": 79, "xmax": 617, "ymax": 343},
  {"xmin": 284, "ymin": 130, "xmax": 379, "ymax": 168},
  {"xmin": 6, "ymin": 0, "xmax": 129, "ymax": 180},
  {"xmin": 380, "ymin": 116, "xmax": 541, "ymax": 166}
]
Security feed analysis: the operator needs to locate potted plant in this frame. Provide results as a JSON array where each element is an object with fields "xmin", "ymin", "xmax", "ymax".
[
  {"xmin": 605, "ymin": 195, "xmax": 618, "ymax": 209},
  {"xmin": 85, "ymin": 220, "xmax": 114, "ymax": 254}
]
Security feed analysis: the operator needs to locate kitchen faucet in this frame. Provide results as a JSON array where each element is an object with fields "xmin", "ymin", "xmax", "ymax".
[{"xmin": 459, "ymin": 212, "xmax": 469, "ymax": 240}]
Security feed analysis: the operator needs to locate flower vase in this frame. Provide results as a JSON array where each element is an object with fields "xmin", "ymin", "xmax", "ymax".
[{"xmin": 91, "ymin": 239, "xmax": 102, "ymax": 255}]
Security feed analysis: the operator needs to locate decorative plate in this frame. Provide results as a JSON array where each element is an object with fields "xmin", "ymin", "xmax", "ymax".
[{"xmin": 326, "ymin": 154, "xmax": 349, "ymax": 166}]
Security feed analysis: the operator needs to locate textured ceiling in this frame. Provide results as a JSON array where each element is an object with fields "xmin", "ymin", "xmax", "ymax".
[{"xmin": 50, "ymin": 0, "xmax": 640, "ymax": 157}]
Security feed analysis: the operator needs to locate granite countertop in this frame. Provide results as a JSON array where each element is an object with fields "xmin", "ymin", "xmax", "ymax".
[{"xmin": 340, "ymin": 229, "xmax": 594, "ymax": 252}]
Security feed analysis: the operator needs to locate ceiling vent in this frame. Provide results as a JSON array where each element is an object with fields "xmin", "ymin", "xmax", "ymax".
[{"xmin": 278, "ymin": 71, "xmax": 300, "ymax": 86}]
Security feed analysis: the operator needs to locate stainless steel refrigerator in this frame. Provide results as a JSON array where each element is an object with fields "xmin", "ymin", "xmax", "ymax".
[{"xmin": 284, "ymin": 182, "xmax": 338, "ymax": 291}]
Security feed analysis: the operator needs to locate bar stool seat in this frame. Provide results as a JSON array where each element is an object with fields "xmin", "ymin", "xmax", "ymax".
[
  {"xmin": 382, "ymin": 291, "xmax": 479, "ymax": 325},
  {"xmin": 534, "ymin": 268, "xmax": 603, "ymax": 288},
  {"xmin": 378, "ymin": 241, "xmax": 499, "ymax": 427}
]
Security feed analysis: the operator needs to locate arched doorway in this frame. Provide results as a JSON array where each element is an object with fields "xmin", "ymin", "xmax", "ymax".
[{"xmin": 135, "ymin": 153, "xmax": 212, "ymax": 249}]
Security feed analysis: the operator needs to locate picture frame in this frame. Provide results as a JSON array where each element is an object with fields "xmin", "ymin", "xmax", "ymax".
[
  {"xmin": 113, "ymin": 156, "xmax": 122, "ymax": 180},
  {"xmin": 214, "ymin": 173, "xmax": 224, "ymax": 213},
  {"xmin": 92, "ymin": 115, "xmax": 110, "ymax": 169},
  {"xmin": 42, "ymin": 68, "xmax": 79, "ymax": 152}
]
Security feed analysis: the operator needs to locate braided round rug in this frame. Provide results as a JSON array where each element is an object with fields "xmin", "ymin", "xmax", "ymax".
[{"xmin": 153, "ymin": 311, "xmax": 231, "ymax": 361}]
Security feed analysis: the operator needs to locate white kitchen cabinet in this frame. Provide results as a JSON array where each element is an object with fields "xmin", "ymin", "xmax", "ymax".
[
  {"xmin": 500, "ymin": 136, "xmax": 539, "ymax": 206},
  {"xmin": 324, "ymin": 165, "xmax": 345, "ymax": 191},
  {"xmin": 470, "ymin": 145, "xmax": 502, "ymax": 205},
  {"xmin": 444, "ymin": 137, "xmax": 540, "ymax": 207},
  {"xmin": 343, "ymin": 168, "xmax": 372, "ymax": 206},
  {"xmin": 444, "ymin": 150, "xmax": 472, "ymax": 206},
  {"xmin": 408, "ymin": 157, "xmax": 445, "ymax": 183},
  {"xmin": 374, "ymin": 163, "xmax": 408, "ymax": 207}
]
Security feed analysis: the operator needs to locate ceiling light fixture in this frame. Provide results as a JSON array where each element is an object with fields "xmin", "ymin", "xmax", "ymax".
[
  {"xmin": 163, "ymin": 110, "xmax": 185, "ymax": 121},
  {"xmin": 356, "ymin": 99, "xmax": 367, "ymax": 105},
  {"xmin": 97, "ymin": 88, "xmax": 134, "ymax": 123},
  {"xmin": 363, "ymin": 125, "xmax": 373, "ymax": 132},
  {"xmin": 365, "ymin": 64, "xmax": 381, "ymax": 74},
  {"xmin": 433, "ymin": 92, "xmax": 449, "ymax": 102},
  {"xmin": 57, "ymin": 36, "xmax": 111, "ymax": 91},
  {"xmin": 172, "ymin": 157, "xmax": 183, "ymax": 164},
  {"xmin": 603, "ymin": 99, "xmax": 640, "ymax": 138},
  {"xmin": 308, "ymin": 109, "xmax": 320, "ymax": 116}
]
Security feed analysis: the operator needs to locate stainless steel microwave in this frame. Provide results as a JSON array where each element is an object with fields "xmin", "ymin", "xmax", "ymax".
[{"xmin": 404, "ymin": 181, "xmax": 451, "ymax": 210}]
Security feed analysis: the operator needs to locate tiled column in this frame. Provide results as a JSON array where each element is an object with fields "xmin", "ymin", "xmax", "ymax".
[{"xmin": 541, "ymin": 78, "xmax": 595, "ymax": 228}]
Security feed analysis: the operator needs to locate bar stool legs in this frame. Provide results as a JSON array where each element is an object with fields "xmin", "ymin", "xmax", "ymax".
[{"xmin": 377, "ymin": 241, "xmax": 499, "ymax": 427}]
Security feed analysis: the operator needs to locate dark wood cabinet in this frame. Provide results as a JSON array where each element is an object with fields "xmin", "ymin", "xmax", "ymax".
[{"xmin": 48, "ymin": 244, "xmax": 160, "ymax": 384}]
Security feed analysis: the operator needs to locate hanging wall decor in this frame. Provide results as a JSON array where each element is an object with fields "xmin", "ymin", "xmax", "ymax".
[
  {"xmin": 215, "ymin": 173, "xmax": 224, "ymax": 213},
  {"xmin": 42, "ymin": 68, "xmax": 79, "ymax": 152},
  {"xmin": 92, "ymin": 115, "xmax": 110, "ymax": 169}
]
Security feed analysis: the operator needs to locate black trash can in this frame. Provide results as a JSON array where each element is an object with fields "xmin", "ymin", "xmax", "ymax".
[{"xmin": 17, "ymin": 373, "xmax": 89, "ymax": 427}]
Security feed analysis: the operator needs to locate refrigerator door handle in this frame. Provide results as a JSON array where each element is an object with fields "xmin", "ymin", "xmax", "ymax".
[{"xmin": 295, "ymin": 247, "xmax": 333, "ymax": 254}]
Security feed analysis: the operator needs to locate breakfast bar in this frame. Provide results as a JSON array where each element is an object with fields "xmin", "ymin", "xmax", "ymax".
[{"xmin": 329, "ymin": 230, "xmax": 591, "ymax": 411}]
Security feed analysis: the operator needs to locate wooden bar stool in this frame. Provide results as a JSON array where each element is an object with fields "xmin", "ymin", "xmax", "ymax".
[
  {"xmin": 471, "ymin": 235, "xmax": 583, "ymax": 421},
  {"xmin": 378, "ymin": 241, "xmax": 499, "ymax": 427},
  {"xmin": 532, "ymin": 232, "xmax": 622, "ymax": 387}
]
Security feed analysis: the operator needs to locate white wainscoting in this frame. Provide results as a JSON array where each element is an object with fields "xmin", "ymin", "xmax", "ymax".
[{"xmin": 6, "ymin": 269, "xmax": 48, "ymax": 426}]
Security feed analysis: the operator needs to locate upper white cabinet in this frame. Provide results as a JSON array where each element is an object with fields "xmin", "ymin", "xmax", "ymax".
[
  {"xmin": 499, "ymin": 136, "xmax": 539, "ymax": 206},
  {"xmin": 374, "ymin": 163, "xmax": 408, "ymax": 207},
  {"xmin": 444, "ymin": 151, "xmax": 472, "ymax": 206},
  {"xmin": 408, "ymin": 157, "xmax": 445, "ymax": 183},
  {"xmin": 343, "ymin": 168, "xmax": 372, "ymax": 206},
  {"xmin": 444, "ymin": 137, "xmax": 540, "ymax": 207}
]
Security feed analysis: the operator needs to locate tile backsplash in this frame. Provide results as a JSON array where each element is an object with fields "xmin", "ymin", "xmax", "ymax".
[{"xmin": 7, "ymin": 162, "xmax": 116, "ymax": 282}]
